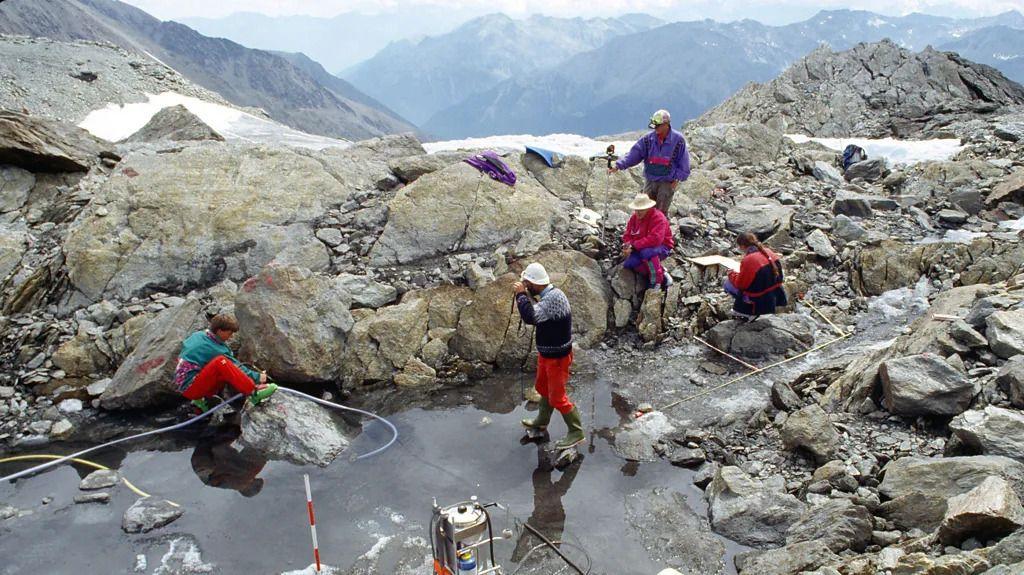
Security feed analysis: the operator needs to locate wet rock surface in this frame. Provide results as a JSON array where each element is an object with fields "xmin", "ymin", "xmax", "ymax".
[{"xmin": 235, "ymin": 391, "xmax": 353, "ymax": 467}]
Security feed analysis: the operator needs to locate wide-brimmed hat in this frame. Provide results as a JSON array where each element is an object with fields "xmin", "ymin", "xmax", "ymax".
[{"xmin": 628, "ymin": 194, "xmax": 657, "ymax": 211}]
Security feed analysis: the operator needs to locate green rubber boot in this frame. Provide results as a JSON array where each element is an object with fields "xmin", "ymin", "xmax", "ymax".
[
  {"xmin": 249, "ymin": 383, "xmax": 278, "ymax": 406},
  {"xmin": 554, "ymin": 407, "xmax": 585, "ymax": 450},
  {"xmin": 191, "ymin": 398, "xmax": 210, "ymax": 413},
  {"xmin": 521, "ymin": 398, "xmax": 553, "ymax": 430}
]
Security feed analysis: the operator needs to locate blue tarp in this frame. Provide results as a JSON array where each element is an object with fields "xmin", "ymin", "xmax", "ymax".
[{"xmin": 525, "ymin": 145, "xmax": 563, "ymax": 168}]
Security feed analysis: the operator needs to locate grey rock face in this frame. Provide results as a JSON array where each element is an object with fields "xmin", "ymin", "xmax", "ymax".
[
  {"xmin": 235, "ymin": 391, "xmax": 351, "ymax": 467},
  {"xmin": 335, "ymin": 273, "xmax": 398, "ymax": 309},
  {"xmin": 706, "ymin": 465, "xmax": 806, "ymax": 548},
  {"xmin": 625, "ymin": 488, "xmax": 726, "ymax": 575},
  {"xmin": 688, "ymin": 123, "xmax": 790, "ymax": 166},
  {"xmin": 806, "ymin": 229, "xmax": 837, "ymax": 258},
  {"xmin": 725, "ymin": 197, "xmax": 794, "ymax": 240},
  {"xmin": 122, "ymin": 498, "xmax": 184, "ymax": 533},
  {"xmin": 0, "ymin": 165, "xmax": 33, "ymax": 213},
  {"xmin": 388, "ymin": 152, "xmax": 460, "ymax": 184},
  {"xmin": 832, "ymin": 214, "xmax": 867, "ymax": 242},
  {"xmin": 698, "ymin": 40, "xmax": 1024, "ymax": 138},
  {"xmin": 987, "ymin": 310, "xmax": 1024, "ymax": 359},
  {"xmin": 781, "ymin": 404, "xmax": 841, "ymax": 464},
  {"xmin": 812, "ymin": 160, "xmax": 842, "ymax": 184},
  {"xmin": 879, "ymin": 353, "xmax": 978, "ymax": 416},
  {"xmin": 80, "ymin": 469, "xmax": 118, "ymax": 490},
  {"xmin": 99, "ymin": 298, "xmax": 206, "ymax": 410},
  {"xmin": 786, "ymin": 499, "xmax": 873, "ymax": 553},
  {"xmin": 0, "ymin": 109, "xmax": 112, "ymax": 173},
  {"xmin": 124, "ymin": 104, "xmax": 224, "ymax": 143},
  {"xmin": 236, "ymin": 265, "xmax": 353, "ymax": 384},
  {"xmin": 736, "ymin": 540, "xmax": 839, "ymax": 575},
  {"xmin": 771, "ymin": 380, "xmax": 803, "ymax": 412},
  {"xmin": 878, "ymin": 455, "xmax": 1024, "ymax": 532},
  {"xmin": 997, "ymin": 356, "xmax": 1024, "ymax": 408},
  {"xmin": 832, "ymin": 190, "xmax": 873, "ymax": 217},
  {"xmin": 938, "ymin": 476, "xmax": 1024, "ymax": 545},
  {"xmin": 950, "ymin": 406, "xmax": 1024, "ymax": 462}
]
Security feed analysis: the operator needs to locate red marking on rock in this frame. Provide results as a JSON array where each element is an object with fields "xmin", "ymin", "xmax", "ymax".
[
  {"xmin": 241, "ymin": 277, "xmax": 259, "ymax": 292},
  {"xmin": 122, "ymin": 167, "xmax": 139, "ymax": 178},
  {"xmin": 136, "ymin": 356, "xmax": 166, "ymax": 374}
]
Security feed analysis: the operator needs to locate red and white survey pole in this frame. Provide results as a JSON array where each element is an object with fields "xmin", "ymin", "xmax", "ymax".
[{"xmin": 304, "ymin": 474, "xmax": 322, "ymax": 573}]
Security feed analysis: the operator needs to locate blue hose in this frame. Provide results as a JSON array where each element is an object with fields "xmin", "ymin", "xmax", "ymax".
[{"xmin": 1, "ymin": 386, "xmax": 398, "ymax": 483}]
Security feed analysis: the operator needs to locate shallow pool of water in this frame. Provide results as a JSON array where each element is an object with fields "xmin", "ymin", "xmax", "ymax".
[{"xmin": 1, "ymin": 369, "xmax": 746, "ymax": 575}]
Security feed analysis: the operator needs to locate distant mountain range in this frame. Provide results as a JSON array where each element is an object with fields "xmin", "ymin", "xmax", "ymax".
[
  {"xmin": 343, "ymin": 13, "xmax": 663, "ymax": 127},
  {"xmin": 0, "ymin": 0, "xmax": 417, "ymax": 140},
  {"xmin": 385, "ymin": 9, "xmax": 1024, "ymax": 138}
]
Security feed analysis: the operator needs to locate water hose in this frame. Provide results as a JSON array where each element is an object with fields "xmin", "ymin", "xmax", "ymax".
[
  {"xmin": 0, "ymin": 454, "xmax": 176, "ymax": 505},
  {"xmin": 520, "ymin": 521, "xmax": 588, "ymax": 575},
  {"xmin": 0, "ymin": 386, "xmax": 398, "ymax": 485}
]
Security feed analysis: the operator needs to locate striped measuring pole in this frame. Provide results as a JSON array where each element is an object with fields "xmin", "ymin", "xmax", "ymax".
[{"xmin": 304, "ymin": 474, "xmax": 322, "ymax": 573}]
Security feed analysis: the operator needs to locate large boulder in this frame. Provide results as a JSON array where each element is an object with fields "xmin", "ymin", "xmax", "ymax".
[
  {"xmin": 706, "ymin": 466, "xmax": 806, "ymax": 548},
  {"xmin": 521, "ymin": 151, "xmax": 591, "ymax": 203},
  {"xmin": 950, "ymin": 407, "xmax": 1024, "ymax": 462},
  {"xmin": 706, "ymin": 314, "xmax": 815, "ymax": 359},
  {"xmin": 989, "ymin": 169, "xmax": 1024, "ymax": 206},
  {"xmin": 855, "ymin": 239, "xmax": 1024, "ymax": 296},
  {"xmin": 370, "ymin": 157, "xmax": 564, "ymax": 265},
  {"xmin": 844, "ymin": 158, "xmax": 889, "ymax": 183},
  {"xmin": 0, "ymin": 109, "xmax": 112, "ymax": 172},
  {"xmin": 725, "ymin": 197, "xmax": 794, "ymax": 240},
  {"xmin": 124, "ymin": 105, "xmax": 224, "ymax": 143},
  {"xmin": 334, "ymin": 274, "xmax": 397, "ymax": 309},
  {"xmin": 64, "ymin": 143, "xmax": 355, "ymax": 301},
  {"xmin": 997, "ymin": 356, "xmax": 1024, "ymax": 408},
  {"xmin": 879, "ymin": 353, "xmax": 977, "ymax": 416},
  {"xmin": 122, "ymin": 498, "xmax": 183, "ymax": 534},
  {"xmin": 687, "ymin": 123, "xmax": 789, "ymax": 167},
  {"xmin": 878, "ymin": 455, "xmax": 1024, "ymax": 531},
  {"xmin": 938, "ymin": 476, "xmax": 1024, "ymax": 545},
  {"xmin": 236, "ymin": 265, "xmax": 353, "ymax": 383},
  {"xmin": 781, "ymin": 404, "xmax": 842, "ymax": 464},
  {"xmin": 99, "ymin": 298, "xmax": 206, "ymax": 410},
  {"xmin": 235, "ymin": 391, "xmax": 352, "ymax": 466},
  {"xmin": 736, "ymin": 540, "xmax": 840, "ymax": 575},
  {"xmin": 452, "ymin": 250, "xmax": 611, "ymax": 366},
  {"xmin": 987, "ymin": 310, "xmax": 1024, "ymax": 359},
  {"xmin": 342, "ymin": 297, "xmax": 429, "ymax": 384},
  {"xmin": 786, "ymin": 499, "xmax": 873, "ymax": 553},
  {"xmin": 387, "ymin": 152, "xmax": 461, "ymax": 184}
]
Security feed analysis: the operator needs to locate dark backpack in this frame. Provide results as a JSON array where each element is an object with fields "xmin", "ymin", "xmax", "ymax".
[{"xmin": 841, "ymin": 145, "xmax": 867, "ymax": 171}]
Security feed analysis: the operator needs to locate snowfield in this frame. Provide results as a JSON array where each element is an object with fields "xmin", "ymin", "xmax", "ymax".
[
  {"xmin": 79, "ymin": 92, "xmax": 351, "ymax": 150},
  {"xmin": 786, "ymin": 135, "xmax": 964, "ymax": 165},
  {"xmin": 425, "ymin": 133, "xmax": 635, "ymax": 159}
]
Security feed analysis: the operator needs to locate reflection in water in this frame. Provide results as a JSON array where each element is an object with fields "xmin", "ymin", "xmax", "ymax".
[
  {"xmin": 511, "ymin": 444, "xmax": 582, "ymax": 564},
  {"xmin": 189, "ymin": 427, "xmax": 267, "ymax": 497}
]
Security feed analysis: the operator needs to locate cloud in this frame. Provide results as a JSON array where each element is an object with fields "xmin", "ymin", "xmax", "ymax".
[{"xmin": 124, "ymin": 0, "xmax": 1023, "ymax": 22}]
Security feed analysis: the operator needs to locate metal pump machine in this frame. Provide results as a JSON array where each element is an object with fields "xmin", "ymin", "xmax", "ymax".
[{"xmin": 431, "ymin": 498, "xmax": 506, "ymax": 575}]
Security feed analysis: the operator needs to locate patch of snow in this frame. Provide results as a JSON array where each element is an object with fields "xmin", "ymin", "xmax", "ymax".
[
  {"xmin": 425, "ymin": 133, "xmax": 635, "ymax": 160},
  {"xmin": 633, "ymin": 411, "xmax": 676, "ymax": 439},
  {"xmin": 994, "ymin": 53, "xmax": 1022, "ymax": 61},
  {"xmin": 786, "ymin": 134, "xmax": 964, "ymax": 165},
  {"xmin": 868, "ymin": 17, "xmax": 888, "ymax": 28},
  {"xmin": 280, "ymin": 565, "xmax": 342, "ymax": 575},
  {"xmin": 917, "ymin": 229, "xmax": 988, "ymax": 245},
  {"xmin": 867, "ymin": 278, "xmax": 933, "ymax": 321},
  {"xmin": 1001, "ymin": 216, "xmax": 1024, "ymax": 231},
  {"xmin": 79, "ymin": 92, "xmax": 351, "ymax": 150},
  {"xmin": 358, "ymin": 535, "xmax": 395, "ymax": 562},
  {"xmin": 152, "ymin": 538, "xmax": 215, "ymax": 575}
]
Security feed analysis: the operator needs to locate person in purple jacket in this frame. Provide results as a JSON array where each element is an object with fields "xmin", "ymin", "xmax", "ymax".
[{"xmin": 609, "ymin": 109, "xmax": 691, "ymax": 216}]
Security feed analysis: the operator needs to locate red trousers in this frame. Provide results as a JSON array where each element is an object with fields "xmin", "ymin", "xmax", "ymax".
[
  {"xmin": 182, "ymin": 355, "xmax": 256, "ymax": 400},
  {"xmin": 535, "ymin": 352, "xmax": 574, "ymax": 414}
]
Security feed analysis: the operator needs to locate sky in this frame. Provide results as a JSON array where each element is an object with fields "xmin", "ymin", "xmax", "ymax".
[{"xmin": 122, "ymin": 0, "xmax": 1023, "ymax": 24}]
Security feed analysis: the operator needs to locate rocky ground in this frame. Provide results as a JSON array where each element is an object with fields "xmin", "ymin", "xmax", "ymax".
[{"xmin": 2, "ymin": 37, "xmax": 1024, "ymax": 575}]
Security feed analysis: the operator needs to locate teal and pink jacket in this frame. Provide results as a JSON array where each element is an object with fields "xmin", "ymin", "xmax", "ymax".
[
  {"xmin": 174, "ymin": 330, "xmax": 260, "ymax": 392},
  {"xmin": 615, "ymin": 129, "xmax": 691, "ymax": 182}
]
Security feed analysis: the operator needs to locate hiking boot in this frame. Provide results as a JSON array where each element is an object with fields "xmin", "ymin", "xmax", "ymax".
[
  {"xmin": 249, "ymin": 383, "xmax": 278, "ymax": 406},
  {"xmin": 661, "ymin": 274, "xmax": 674, "ymax": 291},
  {"xmin": 191, "ymin": 398, "xmax": 211, "ymax": 414},
  {"xmin": 554, "ymin": 407, "xmax": 585, "ymax": 450},
  {"xmin": 521, "ymin": 398, "xmax": 553, "ymax": 430}
]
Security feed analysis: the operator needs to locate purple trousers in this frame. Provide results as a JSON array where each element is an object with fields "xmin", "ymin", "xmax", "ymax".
[{"xmin": 623, "ymin": 246, "xmax": 670, "ymax": 286}]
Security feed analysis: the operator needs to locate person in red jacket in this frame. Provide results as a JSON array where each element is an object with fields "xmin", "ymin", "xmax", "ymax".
[
  {"xmin": 724, "ymin": 232, "xmax": 787, "ymax": 319},
  {"xmin": 621, "ymin": 193, "xmax": 675, "ymax": 289}
]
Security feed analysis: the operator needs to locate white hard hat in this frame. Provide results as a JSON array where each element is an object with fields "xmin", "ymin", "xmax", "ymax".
[{"xmin": 520, "ymin": 262, "xmax": 550, "ymax": 285}]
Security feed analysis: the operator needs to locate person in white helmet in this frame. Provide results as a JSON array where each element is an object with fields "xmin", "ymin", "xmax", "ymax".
[
  {"xmin": 609, "ymin": 109, "xmax": 691, "ymax": 216},
  {"xmin": 513, "ymin": 262, "xmax": 584, "ymax": 450}
]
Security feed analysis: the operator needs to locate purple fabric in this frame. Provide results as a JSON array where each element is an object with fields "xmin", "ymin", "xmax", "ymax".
[
  {"xmin": 622, "ymin": 246, "xmax": 671, "ymax": 270},
  {"xmin": 464, "ymin": 150, "xmax": 516, "ymax": 186},
  {"xmin": 723, "ymin": 278, "xmax": 741, "ymax": 297},
  {"xmin": 615, "ymin": 129, "xmax": 691, "ymax": 182}
]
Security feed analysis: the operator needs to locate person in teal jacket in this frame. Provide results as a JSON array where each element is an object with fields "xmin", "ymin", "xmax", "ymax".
[{"xmin": 174, "ymin": 314, "xmax": 277, "ymax": 413}]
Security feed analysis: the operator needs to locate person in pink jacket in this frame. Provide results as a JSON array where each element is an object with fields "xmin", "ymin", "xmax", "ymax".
[{"xmin": 621, "ymin": 193, "xmax": 675, "ymax": 289}]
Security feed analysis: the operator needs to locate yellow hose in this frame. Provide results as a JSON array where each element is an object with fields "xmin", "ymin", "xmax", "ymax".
[{"xmin": 0, "ymin": 454, "xmax": 180, "ymax": 507}]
